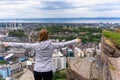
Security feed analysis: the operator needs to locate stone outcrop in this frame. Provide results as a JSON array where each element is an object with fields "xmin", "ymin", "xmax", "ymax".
[
  {"xmin": 98, "ymin": 37, "xmax": 120, "ymax": 80},
  {"xmin": 67, "ymin": 30, "xmax": 120, "ymax": 80},
  {"xmin": 102, "ymin": 37, "xmax": 120, "ymax": 58},
  {"xmin": 67, "ymin": 57, "xmax": 99, "ymax": 80}
]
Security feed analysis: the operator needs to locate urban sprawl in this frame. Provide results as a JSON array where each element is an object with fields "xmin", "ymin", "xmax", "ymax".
[{"xmin": 0, "ymin": 22, "xmax": 120, "ymax": 80}]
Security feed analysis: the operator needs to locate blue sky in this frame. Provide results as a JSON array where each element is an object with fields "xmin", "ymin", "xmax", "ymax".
[{"xmin": 0, "ymin": 0, "xmax": 120, "ymax": 18}]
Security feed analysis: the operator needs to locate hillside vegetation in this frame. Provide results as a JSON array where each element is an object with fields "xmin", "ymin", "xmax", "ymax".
[
  {"xmin": 103, "ymin": 30, "xmax": 120, "ymax": 46},
  {"xmin": 36, "ymin": 26, "xmax": 102, "ymax": 43}
]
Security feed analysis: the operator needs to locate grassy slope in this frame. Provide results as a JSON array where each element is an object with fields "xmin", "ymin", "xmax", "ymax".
[
  {"xmin": 103, "ymin": 31, "xmax": 120, "ymax": 46},
  {"xmin": 53, "ymin": 69, "xmax": 66, "ymax": 80}
]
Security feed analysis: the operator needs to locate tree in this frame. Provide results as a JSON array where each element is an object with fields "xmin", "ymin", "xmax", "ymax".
[{"xmin": 9, "ymin": 30, "xmax": 25, "ymax": 37}]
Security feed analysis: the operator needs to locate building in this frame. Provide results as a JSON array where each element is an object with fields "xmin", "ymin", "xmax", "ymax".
[
  {"xmin": 0, "ymin": 66, "xmax": 11, "ymax": 79},
  {"xmin": 74, "ymin": 47, "xmax": 84, "ymax": 57},
  {"xmin": 7, "ymin": 48, "xmax": 26, "ymax": 54},
  {"xmin": 0, "ymin": 56, "xmax": 4, "ymax": 60},
  {"xmin": 9, "ymin": 61, "xmax": 27, "ymax": 75},
  {"xmin": 6, "ymin": 48, "xmax": 27, "ymax": 62},
  {"xmin": 3, "ymin": 54, "xmax": 14, "ymax": 64},
  {"xmin": 52, "ymin": 50, "xmax": 66, "ymax": 71},
  {"xmin": 52, "ymin": 56, "xmax": 66, "ymax": 71},
  {"xmin": 9, "ymin": 61, "xmax": 20, "ymax": 74},
  {"xmin": 67, "ymin": 48, "xmax": 74, "ymax": 57},
  {"xmin": 83, "ymin": 48, "xmax": 95, "ymax": 57}
]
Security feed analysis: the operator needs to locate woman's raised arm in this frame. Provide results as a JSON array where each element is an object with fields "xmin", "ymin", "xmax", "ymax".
[
  {"xmin": 52, "ymin": 38, "xmax": 81, "ymax": 49},
  {"xmin": 3, "ymin": 42, "xmax": 37, "ymax": 50}
]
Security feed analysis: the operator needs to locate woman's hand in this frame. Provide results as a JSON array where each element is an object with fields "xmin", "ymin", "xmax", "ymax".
[
  {"xmin": 75, "ymin": 38, "xmax": 81, "ymax": 43},
  {"xmin": 3, "ymin": 42, "xmax": 8, "ymax": 47}
]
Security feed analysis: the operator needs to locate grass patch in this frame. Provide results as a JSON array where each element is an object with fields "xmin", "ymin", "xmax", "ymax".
[
  {"xmin": 103, "ymin": 30, "xmax": 120, "ymax": 46},
  {"xmin": 0, "ymin": 60, "xmax": 7, "ymax": 64},
  {"xmin": 53, "ymin": 69, "xmax": 66, "ymax": 80},
  {"xmin": 109, "ymin": 65, "xmax": 116, "ymax": 70}
]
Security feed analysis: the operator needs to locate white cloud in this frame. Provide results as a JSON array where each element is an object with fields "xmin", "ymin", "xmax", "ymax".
[{"xmin": 0, "ymin": 0, "xmax": 120, "ymax": 18}]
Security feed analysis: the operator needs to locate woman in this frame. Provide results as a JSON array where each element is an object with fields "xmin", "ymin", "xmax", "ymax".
[{"xmin": 3, "ymin": 28, "xmax": 81, "ymax": 80}]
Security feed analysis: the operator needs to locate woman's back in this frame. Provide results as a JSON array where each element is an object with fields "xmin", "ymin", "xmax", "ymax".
[{"xmin": 34, "ymin": 40, "xmax": 54, "ymax": 72}]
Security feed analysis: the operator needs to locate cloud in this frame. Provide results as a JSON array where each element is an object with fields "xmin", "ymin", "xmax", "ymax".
[
  {"xmin": 31, "ymin": 0, "xmax": 77, "ymax": 10},
  {"xmin": 0, "ymin": 0, "xmax": 120, "ymax": 18},
  {"xmin": 88, "ymin": 2, "xmax": 120, "ymax": 11}
]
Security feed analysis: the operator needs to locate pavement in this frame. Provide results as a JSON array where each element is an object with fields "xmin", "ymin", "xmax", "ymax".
[{"xmin": 19, "ymin": 69, "xmax": 34, "ymax": 80}]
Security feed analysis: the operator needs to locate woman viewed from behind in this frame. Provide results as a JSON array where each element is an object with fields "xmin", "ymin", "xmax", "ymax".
[{"xmin": 3, "ymin": 28, "xmax": 81, "ymax": 80}]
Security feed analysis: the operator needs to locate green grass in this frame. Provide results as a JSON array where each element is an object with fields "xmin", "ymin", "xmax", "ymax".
[
  {"xmin": 103, "ymin": 30, "xmax": 120, "ymax": 46},
  {"xmin": 0, "ymin": 60, "xmax": 7, "ymax": 64},
  {"xmin": 53, "ymin": 69, "xmax": 66, "ymax": 80},
  {"xmin": 109, "ymin": 65, "xmax": 116, "ymax": 70}
]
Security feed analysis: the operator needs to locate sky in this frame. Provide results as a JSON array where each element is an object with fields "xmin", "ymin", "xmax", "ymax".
[{"xmin": 0, "ymin": 0, "xmax": 120, "ymax": 18}]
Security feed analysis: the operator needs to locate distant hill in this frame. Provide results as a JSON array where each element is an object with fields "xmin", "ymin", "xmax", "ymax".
[{"xmin": 0, "ymin": 17, "xmax": 120, "ymax": 23}]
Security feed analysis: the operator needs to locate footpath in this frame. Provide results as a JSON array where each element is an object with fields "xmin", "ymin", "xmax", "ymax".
[{"xmin": 19, "ymin": 69, "xmax": 34, "ymax": 80}]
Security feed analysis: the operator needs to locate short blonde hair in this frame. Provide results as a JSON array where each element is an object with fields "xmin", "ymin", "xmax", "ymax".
[{"xmin": 38, "ymin": 28, "xmax": 49, "ymax": 42}]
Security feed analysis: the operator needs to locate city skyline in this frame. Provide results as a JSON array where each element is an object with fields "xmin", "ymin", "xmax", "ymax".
[{"xmin": 0, "ymin": 0, "xmax": 120, "ymax": 18}]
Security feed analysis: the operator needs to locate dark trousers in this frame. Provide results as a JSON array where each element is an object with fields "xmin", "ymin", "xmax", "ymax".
[{"xmin": 34, "ymin": 70, "xmax": 53, "ymax": 80}]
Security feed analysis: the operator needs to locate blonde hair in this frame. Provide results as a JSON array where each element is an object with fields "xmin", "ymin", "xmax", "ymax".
[{"xmin": 38, "ymin": 28, "xmax": 49, "ymax": 42}]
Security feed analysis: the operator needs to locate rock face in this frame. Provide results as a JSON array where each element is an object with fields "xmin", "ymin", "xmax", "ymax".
[
  {"xmin": 115, "ymin": 28, "xmax": 120, "ymax": 33},
  {"xmin": 102, "ymin": 37, "xmax": 120, "ymax": 58},
  {"xmin": 66, "ymin": 35, "xmax": 120, "ymax": 80},
  {"xmin": 99, "ymin": 37, "xmax": 120, "ymax": 80},
  {"xmin": 67, "ymin": 69, "xmax": 88, "ymax": 80},
  {"xmin": 67, "ymin": 57, "xmax": 99, "ymax": 80}
]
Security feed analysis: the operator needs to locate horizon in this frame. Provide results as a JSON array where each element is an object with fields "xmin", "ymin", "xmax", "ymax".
[
  {"xmin": 0, "ymin": 17, "xmax": 120, "ymax": 23},
  {"xmin": 1, "ymin": 17, "xmax": 120, "ymax": 19}
]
